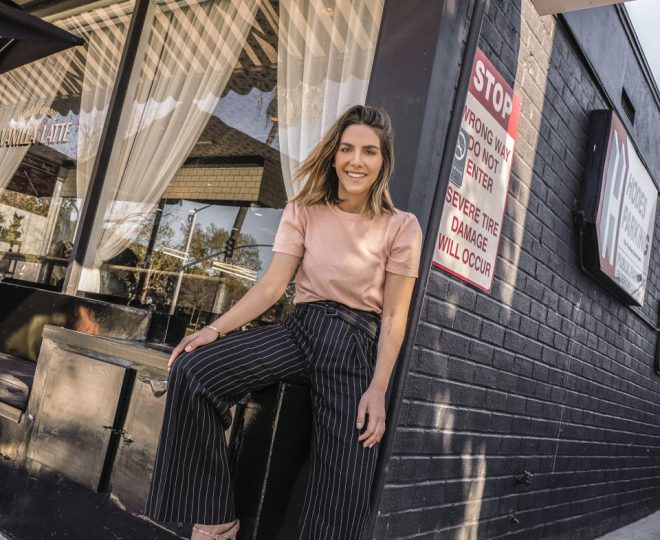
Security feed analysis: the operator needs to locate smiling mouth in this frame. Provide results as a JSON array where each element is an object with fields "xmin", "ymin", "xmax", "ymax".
[{"xmin": 345, "ymin": 171, "xmax": 367, "ymax": 178}]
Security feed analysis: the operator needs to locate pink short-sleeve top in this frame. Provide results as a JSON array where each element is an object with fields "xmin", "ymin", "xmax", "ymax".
[{"xmin": 272, "ymin": 202, "xmax": 423, "ymax": 314}]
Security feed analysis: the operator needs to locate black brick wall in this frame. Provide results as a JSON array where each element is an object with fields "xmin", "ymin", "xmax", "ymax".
[{"xmin": 375, "ymin": 1, "xmax": 660, "ymax": 538}]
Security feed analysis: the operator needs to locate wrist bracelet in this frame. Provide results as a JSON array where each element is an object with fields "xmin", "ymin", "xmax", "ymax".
[{"xmin": 205, "ymin": 324, "xmax": 221, "ymax": 336}]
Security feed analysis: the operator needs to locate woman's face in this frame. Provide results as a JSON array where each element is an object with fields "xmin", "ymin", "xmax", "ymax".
[{"xmin": 333, "ymin": 124, "xmax": 383, "ymax": 205}]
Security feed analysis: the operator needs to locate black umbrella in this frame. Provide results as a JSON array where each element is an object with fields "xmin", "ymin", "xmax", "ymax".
[{"xmin": 0, "ymin": 1, "xmax": 85, "ymax": 75}]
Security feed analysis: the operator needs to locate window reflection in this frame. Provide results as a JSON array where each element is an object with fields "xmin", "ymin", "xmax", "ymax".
[
  {"xmin": 92, "ymin": 0, "xmax": 289, "ymax": 326},
  {"xmin": 86, "ymin": 0, "xmax": 384, "ymax": 331},
  {"xmin": 0, "ymin": 2, "xmax": 134, "ymax": 289},
  {"xmin": 107, "ymin": 201, "xmax": 290, "ymax": 328}
]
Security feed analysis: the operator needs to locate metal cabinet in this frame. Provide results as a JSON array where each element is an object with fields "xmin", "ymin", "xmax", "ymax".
[
  {"xmin": 27, "ymin": 338, "xmax": 130, "ymax": 491},
  {"xmin": 26, "ymin": 327, "xmax": 170, "ymax": 500}
]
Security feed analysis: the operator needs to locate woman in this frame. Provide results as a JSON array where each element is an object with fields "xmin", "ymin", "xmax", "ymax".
[{"xmin": 145, "ymin": 105, "xmax": 423, "ymax": 540}]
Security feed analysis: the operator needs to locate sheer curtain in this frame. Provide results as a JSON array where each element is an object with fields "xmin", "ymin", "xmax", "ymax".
[
  {"xmin": 277, "ymin": 0, "xmax": 385, "ymax": 197},
  {"xmin": 79, "ymin": 0, "xmax": 261, "ymax": 292},
  {"xmin": 54, "ymin": 2, "xmax": 135, "ymax": 201}
]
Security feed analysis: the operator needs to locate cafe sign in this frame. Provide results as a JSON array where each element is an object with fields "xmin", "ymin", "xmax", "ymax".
[
  {"xmin": 0, "ymin": 105, "xmax": 73, "ymax": 147},
  {"xmin": 6, "ymin": 155, "xmax": 60, "ymax": 198}
]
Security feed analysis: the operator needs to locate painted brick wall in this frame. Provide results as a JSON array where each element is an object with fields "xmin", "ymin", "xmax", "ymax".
[
  {"xmin": 59, "ymin": 165, "xmax": 263, "ymax": 202},
  {"xmin": 375, "ymin": 1, "xmax": 660, "ymax": 539}
]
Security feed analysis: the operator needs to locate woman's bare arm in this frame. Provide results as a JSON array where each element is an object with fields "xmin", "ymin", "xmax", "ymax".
[
  {"xmin": 167, "ymin": 252, "xmax": 301, "ymax": 368},
  {"xmin": 356, "ymin": 271, "xmax": 416, "ymax": 447}
]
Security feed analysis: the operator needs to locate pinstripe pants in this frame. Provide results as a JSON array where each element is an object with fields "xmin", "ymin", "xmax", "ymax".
[{"xmin": 145, "ymin": 301, "xmax": 381, "ymax": 540}]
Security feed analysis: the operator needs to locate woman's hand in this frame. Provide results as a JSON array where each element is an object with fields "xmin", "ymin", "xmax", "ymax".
[
  {"xmin": 356, "ymin": 386, "xmax": 386, "ymax": 448},
  {"xmin": 167, "ymin": 327, "xmax": 218, "ymax": 371}
]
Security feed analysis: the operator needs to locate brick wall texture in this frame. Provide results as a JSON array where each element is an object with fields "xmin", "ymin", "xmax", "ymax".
[
  {"xmin": 61, "ymin": 163, "xmax": 287, "ymax": 208},
  {"xmin": 375, "ymin": 1, "xmax": 660, "ymax": 539},
  {"xmin": 162, "ymin": 165, "xmax": 264, "ymax": 202}
]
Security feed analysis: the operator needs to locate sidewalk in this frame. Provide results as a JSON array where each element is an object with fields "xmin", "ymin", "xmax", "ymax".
[
  {"xmin": 0, "ymin": 463, "xmax": 182, "ymax": 540},
  {"xmin": 596, "ymin": 510, "xmax": 660, "ymax": 540}
]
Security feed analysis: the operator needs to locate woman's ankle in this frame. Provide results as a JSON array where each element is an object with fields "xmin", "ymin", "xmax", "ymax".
[
  {"xmin": 191, "ymin": 520, "xmax": 239, "ymax": 539},
  {"xmin": 195, "ymin": 523, "xmax": 233, "ymax": 532}
]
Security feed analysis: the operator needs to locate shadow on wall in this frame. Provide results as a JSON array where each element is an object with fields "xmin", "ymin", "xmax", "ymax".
[
  {"xmin": 362, "ymin": 0, "xmax": 658, "ymax": 538},
  {"xmin": 503, "ymin": 2, "xmax": 660, "ymax": 539},
  {"xmin": 433, "ymin": 390, "xmax": 487, "ymax": 540},
  {"xmin": 472, "ymin": 0, "xmax": 586, "ymax": 535},
  {"xmin": 468, "ymin": 0, "xmax": 660, "ymax": 537},
  {"xmin": 462, "ymin": 2, "xmax": 523, "ymax": 535}
]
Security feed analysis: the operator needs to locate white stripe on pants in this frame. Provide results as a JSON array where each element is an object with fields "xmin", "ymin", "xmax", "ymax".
[{"xmin": 144, "ymin": 302, "xmax": 381, "ymax": 540}]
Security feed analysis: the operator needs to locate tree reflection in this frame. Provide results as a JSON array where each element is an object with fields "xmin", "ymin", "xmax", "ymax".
[{"xmin": 128, "ymin": 203, "xmax": 276, "ymax": 327}]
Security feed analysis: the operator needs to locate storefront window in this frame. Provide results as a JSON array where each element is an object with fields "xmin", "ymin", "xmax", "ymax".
[
  {"xmin": 0, "ymin": 3, "xmax": 134, "ymax": 290},
  {"xmin": 81, "ymin": 0, "xmax": 384, "ymax": 327}
]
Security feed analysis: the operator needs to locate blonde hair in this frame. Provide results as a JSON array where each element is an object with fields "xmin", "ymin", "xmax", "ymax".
[{"xmin": 291, "ymin": 105, "xmax": 395, "ymax": 218}]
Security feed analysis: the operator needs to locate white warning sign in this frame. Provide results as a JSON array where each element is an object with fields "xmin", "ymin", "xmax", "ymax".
[{"xmin": 433, "ymin": 47, "xmax": 521, "ymax": 293}]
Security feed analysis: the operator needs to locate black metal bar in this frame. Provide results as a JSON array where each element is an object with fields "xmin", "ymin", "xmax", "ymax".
[
  {"xmin": 363, "ymin": 0, "xmax": 489, "ymax": 537},
  {"xmin": 365, "ymin": 0, "xmax": 462, "ymax": 230},
  {"xmin": 63, "ymin": 0, "xmax": 152, "ymax": 293},
  {"xmin": 97, "ymin": 367, "xmax": 136, "ymax": 493}
]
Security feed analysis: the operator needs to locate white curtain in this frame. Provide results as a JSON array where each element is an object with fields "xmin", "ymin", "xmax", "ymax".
[
  {"xmin": 277, "ymin": 0, "xmax": 385, "ymax": 197},
  {"xmin": 55, "ymin": 2, "xmax": 135, "ymax": 201},
  {"xmin": 79, "ymin": 0, "xmax": 261, "ymax": 292}
]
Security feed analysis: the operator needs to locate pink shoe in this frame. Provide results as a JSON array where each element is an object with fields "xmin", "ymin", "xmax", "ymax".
[{"xmin": 192, "ymin": 521, "xmax": 240, "ymax": 540}]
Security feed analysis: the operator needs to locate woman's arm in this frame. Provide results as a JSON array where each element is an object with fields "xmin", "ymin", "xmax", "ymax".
[
  {"xmin": 356, "ymin": 271, "xmax": 416, "ymax": 447},
  {"xmin": 167, "ymin": 252, "xmax": 301, "ymax": 369}
]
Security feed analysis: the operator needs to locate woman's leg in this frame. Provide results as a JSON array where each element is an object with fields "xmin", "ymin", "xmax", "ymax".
[
  {"xmin": 145, "ymin": 320, "xmax": 307, "ymax": 526},
  {"xmin": 296, "ymin": 315, "xmax": 379, "ymax": 540}
]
